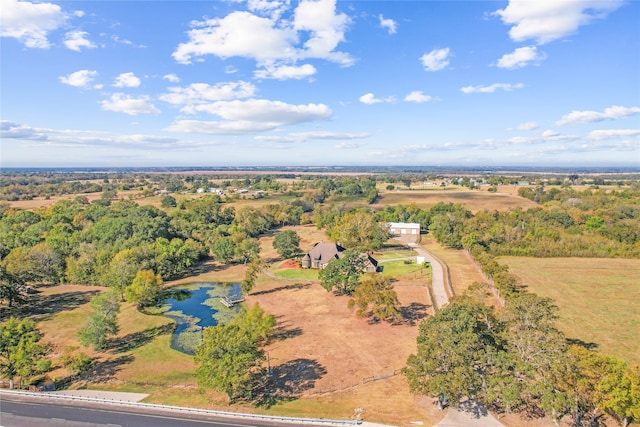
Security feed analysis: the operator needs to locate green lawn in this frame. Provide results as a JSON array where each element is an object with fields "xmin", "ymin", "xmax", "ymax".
[
  {"xmin": 372, "ymin": 250, "xmax": 417, "ymax": 260},
  {"xmin": 380, "ymin": 260, "xmax": 431, "ymax": 283},
  {"xmin": 501, "ymin": 257, "xmax": 640, "ymax": 364},
  {"xmin": 272, "ymin": 268, "xmax": 319, "ymax": 280}
]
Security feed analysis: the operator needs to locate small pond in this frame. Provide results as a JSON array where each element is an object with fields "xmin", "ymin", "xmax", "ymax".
[{"xmin": 161, "ymin": 282, "xmax": 242, "ymax": 354}]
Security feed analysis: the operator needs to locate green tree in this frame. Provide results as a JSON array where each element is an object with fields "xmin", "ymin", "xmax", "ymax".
[
  {"xmin": 233, "ymin": 303, "xmax": 276, "ymax": 344},
  {"xmin": 598, "ymin": 358, "xmax": 640, "ymax": 427},
  {"xmin": 78, "ymin": 291, "xmax": 120, "ymax": 350},
  {"xmin": 318, "ymin": 250, "xmax": 366, "ymax": 296},
  {"xmin": 125, "ymin": 269, "xmax": 162, "ymax": 309},
  {"xmin": 327, "ymin": 211, "xmax": 390, "ymax": 251},
  {"xmin": 241, "ymin": 257, "xmax": 265, "ymax": 295},
  {"xmin": 0, "ymin": 266, "xmax": 26, "ymax": 307},
  {"xmin": 348, "ymin": 274, "xmax": 401, "ymax": 322},
  {"xmin": 500, "ymin": 292, "xmax": 566, "ymax": 374},
  {"xmin": 0, "ymin": 317, "xmax": 50, "ymax": 389},
  {"xmin": 403, "ymin": 300, "xmax": 498, "ymax": 407},
  {"xmin": 195, "ymin": 322, "xmax": 265, "ymax": 402},
  {"xmin": 212, "ymin": 236, "xmax": 235, "ymax": 264},
  {"xmin": 272, "ymin": 229, "xmax": 301, "ymax": 259},
  {"xmin": 234, "ymin": 237, "xmax": 260, "ymax": 265},
  {"xmin": 160, "ymin": 195, "xmax": 177, "ymax": 208}
]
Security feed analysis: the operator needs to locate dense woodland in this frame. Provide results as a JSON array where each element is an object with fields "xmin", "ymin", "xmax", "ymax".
[{"xmin": 1, "ymin": 170, "xmax": 639, "ymax": 426}]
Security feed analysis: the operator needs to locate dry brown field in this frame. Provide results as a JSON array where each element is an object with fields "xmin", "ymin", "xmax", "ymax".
[{"xmin": 375, "ymin": 188, "xmax": 538, "ymax": 213}]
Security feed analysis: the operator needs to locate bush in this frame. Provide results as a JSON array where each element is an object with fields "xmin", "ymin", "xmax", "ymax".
[{"xmin": 60, "ymin": 347, "xmax": 92, "ymax": 374}]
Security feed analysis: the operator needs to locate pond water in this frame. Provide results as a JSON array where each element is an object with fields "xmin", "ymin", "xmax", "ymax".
[{"xmin": 162, "ymin": 282, "xmax": 242, "ymax": 354}]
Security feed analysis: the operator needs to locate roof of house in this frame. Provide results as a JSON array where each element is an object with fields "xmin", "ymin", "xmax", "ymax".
[{"xmin": 302, "ymin": 241, "xmax": 346, "ymax": 262}]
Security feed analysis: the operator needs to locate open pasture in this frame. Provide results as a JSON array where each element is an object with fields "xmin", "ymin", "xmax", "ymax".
[
  {"xmin": 501, "ymin": 257, "xmax": 640, "ymax": 364},
  {"xmin": 375, "ymin": 188, "xmax": 538, "ymax": 212}
]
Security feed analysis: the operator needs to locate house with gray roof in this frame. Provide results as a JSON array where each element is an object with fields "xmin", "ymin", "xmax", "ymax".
[{"xmin": 301, "ymin": 241, "xmax": 378, "ymax": 272}]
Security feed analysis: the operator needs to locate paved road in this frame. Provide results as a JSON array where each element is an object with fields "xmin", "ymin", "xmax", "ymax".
[
  {"xmin": 408, "ymin": 243, "xmax": 449, "ymax": 309},
  {"xmin": 0, "ymin": 393, "xmax": 352, "ymax": 427}
]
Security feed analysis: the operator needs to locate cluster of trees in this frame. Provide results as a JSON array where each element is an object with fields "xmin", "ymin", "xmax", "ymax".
[
  {"xmin": 195, "ymin": 304, "xmax": 276, "ymax": 402},
  {"xmin": 404, "ymin": 291, "xmax": 640, "ymax": 426},
  {"xmin": 318, "ymin": 251, "xmax": 401, "ymax": 323}
]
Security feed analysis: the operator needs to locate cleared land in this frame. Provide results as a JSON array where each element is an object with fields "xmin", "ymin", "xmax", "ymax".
[
  {"xmin": 501, "ymin": 257, "xmax": 640, "ymax": 364},
  {"xmin": 375, "ymin": 188, "xmax": 538, "ymax": 213}
]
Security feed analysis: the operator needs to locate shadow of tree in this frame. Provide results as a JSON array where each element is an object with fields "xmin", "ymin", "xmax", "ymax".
[
  {"xmin": 251, "ymin": 282, "xmax": 311, "ymax": 296},
  {"xmin": 398, "ymin": 302, "xmax": 429, "ymax": 326},
  {"xmin": 106, "ymin": 323, "xmax": 175, "ymax": 353},
  {"xmin": 256, "ymin": 358, "xmax": 326, "ymax": 407},
  {"xmin": 270, "ymin": 320, "xmax": 303, "ymax": 342},
  {"xmin": 566, "ymin": 338, "xmax": 599, "ymax": 350},
  {"xmin": 1, "ymin": 289, "xmax": 101, "ymax": 322},
  {"xmin": 167, "ymin": 257, "xmax": 228, "ymax": 280},
  {"xmin": 458, "ymin": 399, "xmax": 488, "ymax": 418},
  {"xmin": 55, "ymin": 354, "xmax": 135, "ymax": 389}
]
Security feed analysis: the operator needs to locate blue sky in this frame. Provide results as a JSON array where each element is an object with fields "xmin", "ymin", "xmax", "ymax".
[{"xmin": 1, "ymin": 0, "xmax": 639, "ymax": 168}]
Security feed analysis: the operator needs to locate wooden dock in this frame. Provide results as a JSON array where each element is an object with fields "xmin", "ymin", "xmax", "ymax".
[{"xmin": 220, "ymin": 296, "xmax": 245, "ymax": 308}]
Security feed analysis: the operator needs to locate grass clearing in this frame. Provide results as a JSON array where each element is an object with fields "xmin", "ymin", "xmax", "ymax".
[
  {"xmin": 380, "ymin": 260, "xmax": 431, "ymax": 284},
  {"xmin": 272, "ymin": 268, "xmax": 319, "ymax": 281},
  {"xmin": 501, "ymin": 257, "xmax": 640, "ymax": 364}
]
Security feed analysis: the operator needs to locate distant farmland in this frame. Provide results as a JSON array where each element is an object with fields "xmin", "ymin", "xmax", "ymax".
[
  {"xmin": 501, "ymin": 256, "xmax": 640, "ymax": 364},
  {"xmin": 375, "ymin": 188, "xmax": 538, "ymax": 212}
]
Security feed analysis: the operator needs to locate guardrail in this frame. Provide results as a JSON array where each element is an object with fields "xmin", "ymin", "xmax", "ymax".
[{"xmin": 0, "ymin": 389, "xmax": 359, "ymax": 426}]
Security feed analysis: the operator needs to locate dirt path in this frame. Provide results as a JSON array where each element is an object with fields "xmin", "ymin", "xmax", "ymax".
[{"xmin": 408, "ymin": 243, "xmax": 449, "ymax": 309}]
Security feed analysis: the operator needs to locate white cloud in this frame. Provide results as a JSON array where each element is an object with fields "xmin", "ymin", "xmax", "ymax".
[
  {"xmin": 461, "ymin": 83, "xmax": 524, "ymax": 94},
  {"xmin": 359, "ymin": 92, "xmax": 395, "ymax": 105},
  {"xmin": 420, "ymin": 48, "xmax": 451, "ymax": 72},
  {"xmin": 162, "ymin": 73, "xmax": 180, "ymax": 83},
  {"xmin": 255, "ymin": 131, "xmax": 369, "ymax": 143},
  {"xmin": 336, "ymin": 141, "xmax": 364, "ymax": 149},
  {"xmin": 496, "ymin": 46, "xmax": 546, "ymax": 69},
  {"xmin": 254, "ymin": 63, "xmax": 317, "ymax": 80},
  {"xmin": 587, "ymin": 129, "xmax": 640, "ymax": 140},
  {"xmin": 515, "ymin": 121, "xmax": 539, "ymax": 131},
  {"xmin": 165, "ymin": 99, "xmax": 332, "ymax": 134},
  {"xmin": 63, "ymin": 30, "xmax": 96, "ymax": 51},
  {"xmin": 494, "ymin": 0, "xmax": 624, "ymax": 45},
  {"xmin": 247, "ymin": 0, "xmax": 289, "ymax": 20},
  {"xmin": 173, "ymin": 11, "xmax": 296, "ymax": 64},
  {"xmin": 404, "ymin": 91, "xmax": 432, "ymax": 103},
  {"xmin": 100, "ymin": 93, "xmax": 160, "ymax": 115},
  {"xmin": 59, "ymin": 69, "xmax": 102, "ymax": 89},
  {"xmin": 1, "ymin": 120, "xmax": 187, "ymax": 148},
  {"xmin": 359, "ymin": 93, "xmax": 383, "ymax": 105},
  {"xmin": 173, "ymin": 0, "xmax": 353, "ymax": 73},
  {"xmin": 293, "ymin": 0, "xmax": 352, "ymax": 65},
  {"xmin": 556, "ymin": 106, "xmax": 640, "ymax": 125},
  {"xmin": 160, "ymin": 81, "xmax": 257, "ymax": 106},
  {"xmin": 113, "ymin": 72, "xmax": 141, "ymax": 88},
  {"xmin": 0, "ymin": 0, "xmax": 68, "ymax": 48},
  {"xmin": 379, "ymin": 14, "xmax": 397, "ymax": 34}
]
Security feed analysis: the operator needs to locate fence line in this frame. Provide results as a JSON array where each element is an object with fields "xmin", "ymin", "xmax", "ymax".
[{"xmin": 304, "ymin": 368, "xmax": 403, "ymax": 397}]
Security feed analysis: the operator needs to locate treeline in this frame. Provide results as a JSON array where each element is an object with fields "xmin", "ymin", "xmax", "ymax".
[
  {"xmin": 425, "ymin": 185, "xmax": 640, "ymax": 257},
  {"xmin": 0, "ymin": 190, "xmax": 325, "ymax": 303}
]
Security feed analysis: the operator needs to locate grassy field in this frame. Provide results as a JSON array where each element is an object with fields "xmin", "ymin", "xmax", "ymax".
[{"xmin": 501, "ymin": 257, "xmax": 640, "ymax": 365}]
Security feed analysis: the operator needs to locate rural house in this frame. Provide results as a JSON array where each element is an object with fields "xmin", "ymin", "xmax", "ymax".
[{"xmin": 301, "ymin": 241, "xmax": 379, "ymax": 272}]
